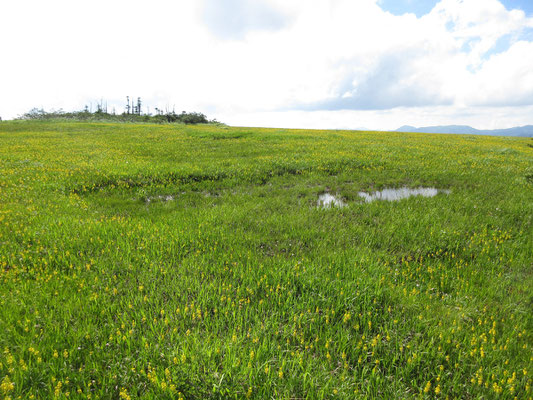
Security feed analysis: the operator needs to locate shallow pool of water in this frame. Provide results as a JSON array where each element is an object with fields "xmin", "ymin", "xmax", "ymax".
[
  {"xmin": 317, "ymin": 193, "xmax": 346, "ymax": 208},
  {"xmin": 358, "ymin": 187, "xmax": 450, "ymax": 202},
  {"xmin": 146, "ymin": 195, "xmax": 174, "ymax": 203}
]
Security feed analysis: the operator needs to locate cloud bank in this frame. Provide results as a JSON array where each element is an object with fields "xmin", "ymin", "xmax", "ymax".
[{"xmin": 1, "ymin": 0, "xmax": 532, "ymax": 129}]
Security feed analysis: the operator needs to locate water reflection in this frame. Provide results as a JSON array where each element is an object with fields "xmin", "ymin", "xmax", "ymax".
[
  {"xmin": 317, "ymin": 193, "xmax": 346, "ymax": 208},
  {"xmin": 146, "ymin": 195, "xmax": 174, "ymax": 203},
  {"xmin": 358, "ymin": 187, "xmax": 450, "ymax": 202}
]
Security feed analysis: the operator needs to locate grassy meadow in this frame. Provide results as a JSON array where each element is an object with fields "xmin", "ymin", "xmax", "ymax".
[{"xmin": 0, "ymin": 120, "xmax": 532, "ymax": 399}]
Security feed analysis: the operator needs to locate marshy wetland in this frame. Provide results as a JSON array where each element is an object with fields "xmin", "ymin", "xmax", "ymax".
[{"xmin": 0, "ymin": 121, "xmax": 531, "ymax": 399}]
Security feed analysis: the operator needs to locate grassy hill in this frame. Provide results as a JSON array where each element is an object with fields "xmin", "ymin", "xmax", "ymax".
[{"xmin": 0, "ymin": 121, "xmax": 532, "ymax": 399}]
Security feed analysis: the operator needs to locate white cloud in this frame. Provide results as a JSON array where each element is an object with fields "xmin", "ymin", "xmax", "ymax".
[
  {"xmin": 202, "ymin": 0, "xmax": 289, "ymax": 40},
  {"xmin": 214, "ymin": 105, "xmax": 533, "ymax": 131},
  {"xmin": 0, "ymin": 0, "xmax": 532, "ymax": 129},
  {"xmin": 463, "ymin": 40, "xmax": 533, "ymax": 106}
]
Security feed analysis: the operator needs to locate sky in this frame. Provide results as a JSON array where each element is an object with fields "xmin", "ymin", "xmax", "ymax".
[{"xmin": 1, "ymin": 0, "xmax": 533, "ymax": 130}]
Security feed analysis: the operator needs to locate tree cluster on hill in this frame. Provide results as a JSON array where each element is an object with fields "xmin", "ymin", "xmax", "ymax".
[{"xmin": 16, "ymin": 97, "xmax": 221, "ymax": 125}]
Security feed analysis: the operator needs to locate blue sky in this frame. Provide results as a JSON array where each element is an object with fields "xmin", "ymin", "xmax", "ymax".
[
  {"xmin": 380, "ymin": 0, "xmax": 533, "ymax": 17},
  {"xmin": 500, "ymin": 0, "xmax": 533, "ymax": 15},
  {"xmin": 1, "ymin": 0, "xmax": 533, "ymax": 130},
  {"xmin": 378, "ymin": 0, "xmax": 441, "ymax": 17}
]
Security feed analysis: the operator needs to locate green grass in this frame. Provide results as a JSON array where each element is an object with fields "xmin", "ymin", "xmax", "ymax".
[{"xmin": 0, "ymin": 120, "xmax": 532, "ymax": 399}]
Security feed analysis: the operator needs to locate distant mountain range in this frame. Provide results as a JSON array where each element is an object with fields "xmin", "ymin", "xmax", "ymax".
[{"xmin": 396, "ymin": 125, "xmax": 533, "ymax": 137}]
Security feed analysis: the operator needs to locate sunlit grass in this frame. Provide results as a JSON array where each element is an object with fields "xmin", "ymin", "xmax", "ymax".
[{"xmin": 0, "ymin": 120, "xmax": 532, "ymax": 399}]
